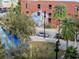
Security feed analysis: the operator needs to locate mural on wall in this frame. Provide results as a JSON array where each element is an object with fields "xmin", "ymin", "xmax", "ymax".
[
  {"xmin": 0, "ymin": 26, "xmax": 21, "ymax": 49},
  {"xmin": 32, "ymin": 11, "xmax": 49, "ymax": 26},
  {"xmin": 0, "ymin": 26, "xmax": 29, "ymax": 50}
]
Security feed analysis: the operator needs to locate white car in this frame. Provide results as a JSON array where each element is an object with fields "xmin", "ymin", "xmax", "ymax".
[{"xmin": 36, "ymin": 32, "xmax": 49, "ymax": 38}]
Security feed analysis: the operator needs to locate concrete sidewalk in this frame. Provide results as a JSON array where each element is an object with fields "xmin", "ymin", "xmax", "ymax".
[
  {"xmin": 33, "ymin": 27, "xmax": 79, "ymax": 52},
  {"xmin": 30, "ymin": 36, "xmax": 79, "ymax": 53}
]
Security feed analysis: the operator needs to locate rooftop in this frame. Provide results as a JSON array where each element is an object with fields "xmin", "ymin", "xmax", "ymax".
[{"xmin": 24, "ymin": 0, "xmax": 79, "ymax": 2}]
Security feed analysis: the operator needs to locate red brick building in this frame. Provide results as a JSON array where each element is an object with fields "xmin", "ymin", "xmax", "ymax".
[{"xmin": 20, "ymin": 0, "xmax": 79, "ymax": 27}]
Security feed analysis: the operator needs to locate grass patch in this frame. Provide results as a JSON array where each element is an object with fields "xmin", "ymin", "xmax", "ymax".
[
  {"xmin": 28, "ymin": 41, "xmax": 64, "ymax": 59},
  {"xmin": 0, "ymin": 41, "xmax": 64, "ymax": 59}
]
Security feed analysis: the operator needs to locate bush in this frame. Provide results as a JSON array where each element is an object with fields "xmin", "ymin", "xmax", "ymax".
[
  {"xmin": 64, "ymin": 46, "xmax": 78, "ymax": 59},
  {"xmin": 45, "ymin": 23, "xmax": 52, "ymax": 28}
]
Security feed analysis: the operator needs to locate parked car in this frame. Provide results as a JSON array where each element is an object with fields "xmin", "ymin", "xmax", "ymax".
[
  {"xmin": 0, "ymin": 8, "xmax": 7, "ymax": 13},
  {"xmin": 36, "ymin": 32, "xmax": 49, "ymax": 38}
]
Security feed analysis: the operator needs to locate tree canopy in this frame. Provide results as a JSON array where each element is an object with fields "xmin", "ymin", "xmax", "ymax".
[
  {"xmin": 60, "ymin": 17, "xmax": 77, "ymax": 41},
  {"xmin": 53, "ymin": 4, "xmax": 66, "ymax": 20},
  {"xmin": 0, "ymin": 5, "xmax": 35, "ymax": 41}
]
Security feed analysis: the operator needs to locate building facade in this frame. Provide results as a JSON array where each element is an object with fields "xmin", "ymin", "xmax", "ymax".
[
  {"xmin": 0, "ymin": 0, "xmax": 18, "ymax": 8},
  {"xmin": 20, "ymin": 0, "xmax": 79, "ymax": 27},
  {"xmin": 0, "ymin": 0, "xmax": 18, "ymax": 13}
]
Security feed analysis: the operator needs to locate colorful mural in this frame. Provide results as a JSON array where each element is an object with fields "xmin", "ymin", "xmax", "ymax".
[
  {"xmin": 32, "ymin": 11, "xmax": 49, "ymax": 26},
  {"xmin": 0, "ymin": 26, "xmax": 21, "ymax": 49}
]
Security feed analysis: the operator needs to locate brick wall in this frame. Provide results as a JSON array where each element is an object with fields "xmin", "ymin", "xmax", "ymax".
[{"xmin": 20, "ymin": 0, "xmax": 79, "ymax": 28}]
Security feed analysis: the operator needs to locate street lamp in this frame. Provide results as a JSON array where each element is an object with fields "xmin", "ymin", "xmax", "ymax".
[
  {"xmin": 55, "ymin": 40, "xmax": 60, "ymax": 59},
  {"xmin": 44, "ymin": 11, "xmax": 46, "ymax": 38},
  {"xmin": 54, "ymin": 20, "xmax": 60, "ymax": 59},
  {"xmin": 54, "ymin": 23, "xmax": 60, "ymax": 59}
]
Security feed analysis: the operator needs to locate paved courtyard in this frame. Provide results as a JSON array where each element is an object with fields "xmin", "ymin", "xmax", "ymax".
[{"xmin": 30, "ymin": 27, "xmax": 79, "ymax": 53}]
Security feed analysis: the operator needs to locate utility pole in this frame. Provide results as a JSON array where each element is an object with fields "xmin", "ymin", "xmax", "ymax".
[{"xmin": 44, "ymin": 11, "xmax": 46, "ymax": 38}]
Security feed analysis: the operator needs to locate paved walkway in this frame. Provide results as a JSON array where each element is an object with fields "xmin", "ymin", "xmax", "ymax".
[
  {"xmin": 30, "ymin": 27, "xmax": 79, "ymax": 53},
  {"xmin": 30, "ymin": 36, "xmax": 79, "ymax": 52}
]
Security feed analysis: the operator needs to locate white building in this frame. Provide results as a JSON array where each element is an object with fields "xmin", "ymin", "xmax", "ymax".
[
  {"xmin": 0, "ymin": 0, "xmax": 18, "ymax": 13},
  {"xmin": 2, "ymin": 0, "xmax": 18, "ymax": 8}
]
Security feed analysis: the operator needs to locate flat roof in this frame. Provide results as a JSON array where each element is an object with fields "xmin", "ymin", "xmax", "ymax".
[{"xmin": 24, "ymin": 0, "xmax": 78, "ymax": 2}]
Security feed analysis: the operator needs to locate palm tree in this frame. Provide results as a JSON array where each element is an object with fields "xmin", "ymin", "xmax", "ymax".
[
  {"xmin": 60, "ymin": 17, "xmax": 77, "ymax": 47},
  {"xmin": 53, "ymin": 4, "xmax": 66, "ymax": 59},
  {"xmin": 53, "ymin": 4, "xmax": 66, "ymax": 40},
  {"xmin": 64, "ymin": 46, "xmax": 77, "ymax": 59}
]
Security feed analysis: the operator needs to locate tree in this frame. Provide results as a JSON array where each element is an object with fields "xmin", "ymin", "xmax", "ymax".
[
  {"xmin": 53, "ymin": 4, "xmax": 66, "ymax": 39},
  {"xmin": 53, "ymin": 4, "xmax": 66, "ymax": 20},
  {"xmin": 0, "ymin": 2, "xmax": 35, "ymax": 41},
  {"xmin": 64, "ymin": 46, "xmax": 77, "ymax": 59},
  {"xmin": 53, "ymin": 4, "xmax": 66, "ymax": 59},
  {"xmin": 0, "ymin": 1, "xmax": 35, "ymax": 59},
  {"xmin": 3, "ymin": 14, "xmax": 35, "ymax": 41},
  {"xmin": 74, "ymin": 17, "xmax": 79, "ymax": 30},
  {"xmin": 60, "ymin": 17, "xmax": 77, "ymax": 47}
]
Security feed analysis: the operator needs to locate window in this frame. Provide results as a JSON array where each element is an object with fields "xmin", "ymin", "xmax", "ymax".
[
  {"xmin": 75, "ymin": 5, "xmax": 79, "ymax": 11},
  {"xmin": 26, "ymin": 3, "xmax": 27, "ymax": 8},
  {"xmin": 48, "ymin": 18, "xmax": 51, "ymax": 23},
  {"xmin": 75, "ymin": 14, "xmax": 78, "ymax": 17},
  {"xmin": 44, "ymin": 11, "xmax": 46, "ymax": 17},
  {"xmin": 37, "ymin": 12, "xmax": 40, "ymax": 16},
  {"xmin": 38, "ymin": 4, "xmax": 41, "ymax": 9},
  {"xmin": 26, "ymin": 11, "xmax": 29, "ymax": 13},
  {"xmin": 48, "ymin": 13, "xmax": 51, "ymax": 17},
  {"xmin": 49, "ymin": 5, "xmax": 52, "ymax": 9}
]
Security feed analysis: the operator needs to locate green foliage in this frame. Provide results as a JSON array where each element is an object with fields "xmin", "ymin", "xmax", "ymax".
[
  {"xmin": 14, "ymin": 1, "xmax": 20, "ymax": 15},
  {"xmin": 73, "ymin": 17, "xmax": 79, "ymax": 31},
  {"xmin": 3, "ymin": 14, "xmax": 35, "ymax": 40},
  {"xmin": 45, "ymin": 23, "xmax": 52, "ymax": 28},
  {"xmin": 0, "ymin": 44, "xmax": 5, "ymax": 59},
  {"xmin": 0, "ymin": 2, "xmax": 35, "ymax": 59},
  {"xmin": 0, "ymin": 39, "xmax": 29, "ymax": 59},
  {"xmin": 60, "ymin": 17, "xmax": 77, "ymax": 41},
  {"xmin": 0, "ymin": 6, "xmax": 35, "ymax": 41},
  {"xmin": 53, "ymin": 4, "xmax": 66, "ymax": 20},
  {"xmin": 0, "ymin": 41, "xmax": 64, "ymax": 59},
  {"xmin": 64, "ymin": 46, "xmax": 77, "ymax": 59},
  {"xmin": 29, "ymin": 42, "xmax": 64, "ymax": 59}
]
